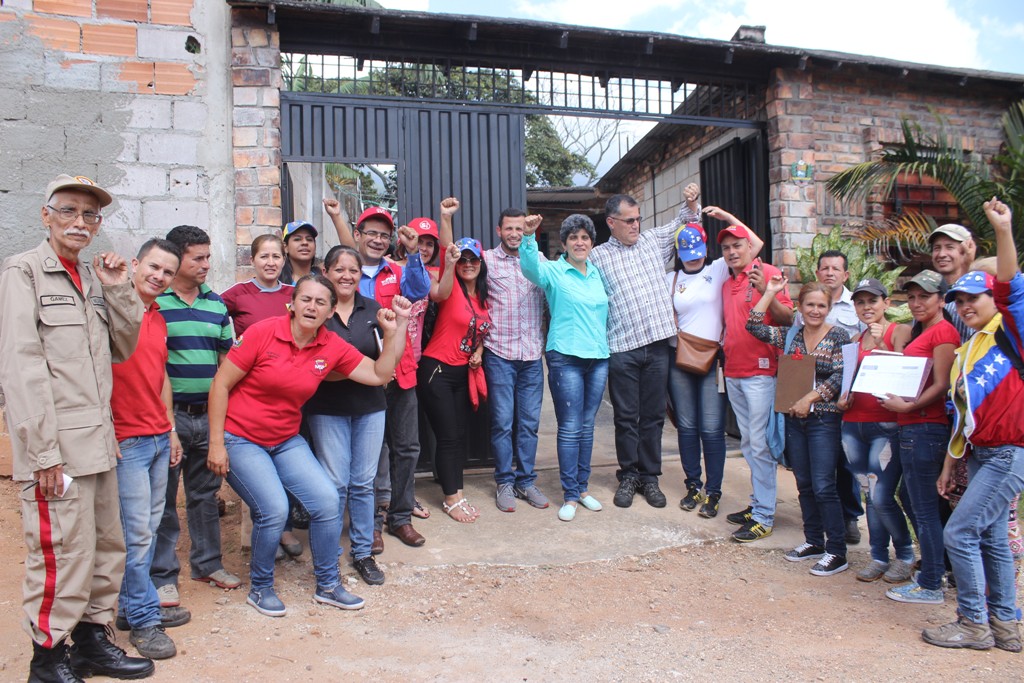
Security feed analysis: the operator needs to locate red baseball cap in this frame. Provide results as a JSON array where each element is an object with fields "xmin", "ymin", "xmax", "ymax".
[
  {"xmin": 356, "ymin": 206, "xmax": 395, "ymax": 230},
  {"xmin": 409, "ymin": 217, "xmax": 439, "ymax": 241},
  {"xmin": 716, "ymin": 224, "xmax": 752, "ymax": 244}
]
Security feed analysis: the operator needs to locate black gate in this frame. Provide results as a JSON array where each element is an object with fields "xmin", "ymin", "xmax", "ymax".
[{"xmin": 698, "ymin": 133, "xmax": 771, "ymax": 262}]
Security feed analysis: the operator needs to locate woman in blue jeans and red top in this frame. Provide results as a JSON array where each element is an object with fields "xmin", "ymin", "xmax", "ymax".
[
  {"xmin": 926, "ymin": 198, "xmax": 1024, "ymax": 650},
  {"xmin": 305, "ymin": 247, "xmax": 393, "ymax": 587},
  {"xmin": 880, "ymin": 270, "xmax": 959, "ymax": 605},
  {"xmin": 206, "ymin": 274, "xmax": 409, "ymax": 617},
  {"xmin": 418, "ymin": 237, "xmax": 492, "ymax": 523},
  {"xmin": 520, "ymin": 214, "xmax": 609, "ymax": 522},
  {"xmin": 837, "ymin": 278, "xmax": 915, "ymax": 583},
  {"xmin": 747, "ymin": 278, "xmax": 851, "ymax": 576}
]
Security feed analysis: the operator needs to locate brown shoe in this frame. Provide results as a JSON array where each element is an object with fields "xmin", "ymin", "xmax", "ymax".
[
  {"xmin": 388, "ymin": 523, "xmax": 426, "ymax": 547},
  {"xmin": 371, "ymin": 530, "xmax": 384, "ymax": 555}
]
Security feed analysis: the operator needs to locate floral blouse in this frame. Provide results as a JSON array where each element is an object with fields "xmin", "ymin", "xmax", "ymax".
[{"xmin": 746, "ymin": 310, "xmax": 850, "ymax": 413}]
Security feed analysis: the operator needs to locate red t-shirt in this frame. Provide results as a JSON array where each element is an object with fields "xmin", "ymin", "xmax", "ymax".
[
  {"xmin": 898, "ymin": 320, "xmax": 960, "ymax": 425},
  {"xmin": 722, "ymin": 260, "xmax": 793, "ymax": 378},
  {"xmin": 220, "ymin": 280, "xmax": 294, "ymax": 337},
  {"xmin": 422, "ymin": 262, "xmax": 491, "ymax": 367},
  {"xmin": 845, "ymin": 325, "xmax": 900, "ymax": 423},
  {"xmin": 111, "ymin": 303, "xmax": 172, "ymax": 440},
  {"xmin": 225, "ymin": 315, "xmax": 364, "ymax": 446}
]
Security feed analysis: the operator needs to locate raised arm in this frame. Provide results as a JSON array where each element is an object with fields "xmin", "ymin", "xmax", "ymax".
[
  {"xmin": 431, "ymin": 243, "xmax": 461, "ymax": 302},
  {"xmin": 703, "ymin": 206, "xmax": 765, "ymax": 257},
  {"xmin": 745, "ymin": 274, "xmax": 789, "ymax": 349},
  {"xmin": 396, "ymin": 225, "xmax": 430, "ymax": 301},
  {"xmin": 347, "ymin": 298, "xmax": 410, "ymax": 385},
  {"xmin": 438, "ymin": 197, "xmax": 459, "ymax": 247},
  {"xmin": 324, "ymin": 198, "xmax": 356, "ymax": 248},
  {"xmin": 984, "ymin": 197, "xmax": 1017, "ymax": 282},
  {"xmin": 519, "ymin": 216, "xmax": 549, "ymax": 288}
]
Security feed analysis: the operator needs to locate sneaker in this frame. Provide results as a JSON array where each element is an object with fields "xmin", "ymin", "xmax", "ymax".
[
  {"xmin": 314, "ymin": 584, "xmax": 365, "ymax": 611},
  {"xmin": 882, "ymin": 559, "xmax": 914, "ymax": 584},
  {"xmin": 194, "ymin": 568, "xmax": 242, "ymax": 590},
  {"xmin": 845, "ymin": 518, "xmax": 861, "ymax": 544},
  {"xmin": 856, "ymin": 560, "xmax": 889, "ymax": 582},
  {"xmin": 129, "ymin": 626, "xmax": 176, "ymax": 660},
  {"xmin": 247, "ymin": 587, "xmax": 287, "ymax": 617},
  {"xmin": 731, "ymin": 519, "xmax": 772, "ymax": 543},
  {"xmin": 496, "ymin": 483, "xmax": 516, "ymax": 512},
  {"xmin": 726, "ymin": 506, "xmax": 753, "ymax": 525},
  {"xmin": 514, "ymin": 484, "xmax": 550, "ymax": 509},
  {"xmin": 613, "ymin": 477, "xmax": 639, "ymax": 508},
  {"xmin": 784, "ymin": 543, "xmax": 825, "ymax": 562},
  {"xmin": 353, "ymin": 556, "xmax": 385, "ymax": 586},
  {"xmin": 698, "ymin": 493, "xmax": 721, "ymax": 519},
  {"xmin": 885, "ymin": 581, "xmax": 944, "ymax": 605},
  {"xmin": 809, "ymin": 553, "xmax": 849, "ymax": 576},
  {"xmin": 921, "ymin": 617, "xmax": 995, "ymax": 650},
  {"xmin": 156, "ymin": 584, "xmax": 179, "ymax": 608},
  {"xmin": 640, "ymin": 481, "xmax": 667, "ymax": 508},
  {"xmin": 990, "ymin": 617, "xmax": 1023, "ymax": 653},
  {"xmin": 557, "ymin": 503, "xmax": 577, "ymax": 522},
  {"xmin": 679, "ymin": 486, "xmax": 703, "ymax": 511},
  {"xmin": 578, "ymin": 495, "xmax": 603, "ymax": 511}
]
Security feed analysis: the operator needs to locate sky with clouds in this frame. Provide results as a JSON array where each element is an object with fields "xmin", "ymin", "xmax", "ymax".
[{"xmin": 383, "ymin": 0, "xmax": 1024, "ymax": 75}]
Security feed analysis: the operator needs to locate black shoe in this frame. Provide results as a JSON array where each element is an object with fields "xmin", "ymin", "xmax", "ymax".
[
  {"xmin": 726, "ymin": 505, "xmax": 753, "ymax": 525},
  {"xmin": 289, "ymin": 502, "xmax": 311, "ymax": 530},
  {"xmin": 679, "ymin": 486, "xmax": 703, "ymax": 511},
  {"xmin": 68, "ymin": 622, "xmax": 155, "ymax": 680},
  {"xmin": 731, "ymin": 519, "xmax": 773, "ymax": 543},
  {"xmin": 640, "ymin": 481, "xmax": 667, "ymax": 508},
  {"xmin": 29, "ymin": 640, "xmax": 83, "ymax": 683},
  {"xmin": 809, "ymin": 553, "xmax": 849, "ymax": 577},
  {"xmin": 115, "ymin": 606, "xmax": 191, "ymax": 632},
  {"xmin": 845, "ymin": 518, "xmax": 861, "ymax": 544},
  {"xmin": 353, "ymin": 556, "xmax": 385, "ymax": 586},
  {"xmin": 698, "ymin": 492, "xmax": 721, "ymax": 518},
  {"xmin": 613, "ymin": 477, "xmax": 639, "ymax": 508}
]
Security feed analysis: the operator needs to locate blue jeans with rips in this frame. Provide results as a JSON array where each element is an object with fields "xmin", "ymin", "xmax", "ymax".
[
  {"xmin": 899, "ymin": 422, "xmax": 950, "ymax": 591},
  {"xmin": 944, "ymin": 445, "xmax": 1024, "ymax": 623},
  {"xmin": 546, "ymin": 350, "xmax": 609, "ymax": 502},
  {"xmin": 484, "ymin": 351, "xmax": 544, "ymax": 489},
  {"xmin": 307, "ymin": 411, "xmax": 386, "ymax": 560},
  {"xmin": 842, "ymin": 421, "xmax": 915, "ymax": 564},
  {"xmin": 786, "ymin": 412, "xmax": 847, "ymax": 557},
  {"xmin": 116, "ymin": 433, "xmax": 170, "ymax": 629},
  {"xmin": 667, "ymin": 354, "xmax": 726, "ymax": 496},
  {"xmin": 725, "ymin": 375, "xmax": 778, "ymax": 527},
  {"xmin": 224, "ymin": 432, "xmax": 342, "ymax": 592}
]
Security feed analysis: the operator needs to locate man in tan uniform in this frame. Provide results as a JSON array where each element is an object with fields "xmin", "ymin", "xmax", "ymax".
[{"xmin": 0, "ymin": 175, "xmax": 154, "ymax": 682}]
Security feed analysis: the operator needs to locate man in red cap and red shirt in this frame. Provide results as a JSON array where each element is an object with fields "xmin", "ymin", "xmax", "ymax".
[{"xmin": 718, "ymin": 220, "xmax": 794, "ymax": 543}]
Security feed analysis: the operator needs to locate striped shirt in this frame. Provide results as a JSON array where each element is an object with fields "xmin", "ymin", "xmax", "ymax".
[
  {"xmin": 158, "ymin": 284, "xmax": 233, "ymax": 404},
  {"xmin": 589, "ymin": 204, "xmax": 701, "ymax": 353},
  {"xmin": 482, "ymin": 245, "xmax": 546, "ymax": 361}
]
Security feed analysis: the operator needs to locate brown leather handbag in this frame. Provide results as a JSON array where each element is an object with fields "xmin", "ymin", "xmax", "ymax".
[{"xmin": 672, "ymin": 271, "xmax": 720, "ymax": 375}]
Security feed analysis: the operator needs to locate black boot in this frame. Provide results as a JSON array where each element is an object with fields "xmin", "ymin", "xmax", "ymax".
[
  {"xmin": 28, "ymin": 640, "xmax": 83, "ymax": 683},
  {"xmin": 67, "ymin": 622, "xmax": 154, "ymax": 680}
]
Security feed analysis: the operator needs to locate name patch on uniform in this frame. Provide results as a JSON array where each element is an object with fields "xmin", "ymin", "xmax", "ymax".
[
  {"xmin": 758, "ymin": 358, "xmax": 770, "ymax": 369},
  {"xmin": 40, "ymin": 295, "xmax": 76, "ymax": 307}
]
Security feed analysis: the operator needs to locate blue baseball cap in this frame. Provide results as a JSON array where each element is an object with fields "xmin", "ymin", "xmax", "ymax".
[
  {"xmin": 675, "ymin": 223, "xmax": 707, "ymax": 261},
  {"xmin": 455, "ymin": 237, "xmax": 482, "ymax": 258},
  {"xmin": 282, "ymin": 220, "xmax": 318, "ymax": 241},
  {"xmin": 944, "ymin": 270, "xmax": 995, "ymax": 302}
]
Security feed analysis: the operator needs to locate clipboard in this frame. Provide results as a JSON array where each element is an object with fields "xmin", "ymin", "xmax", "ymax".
[{"xmin": 774, "ymin": 353, "xmax": 817, "ymax": 413}]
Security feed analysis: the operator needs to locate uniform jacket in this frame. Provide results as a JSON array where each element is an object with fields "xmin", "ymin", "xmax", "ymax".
[{"xmin": 0, "ymin": 240, "xmax": 143, "ymax": 480}]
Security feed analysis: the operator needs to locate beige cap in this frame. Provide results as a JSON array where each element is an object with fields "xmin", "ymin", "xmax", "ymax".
[
  {"xmin": 928, "ymin": 223, "xmax": 971, "ymax": 243},
  {"xmin": 45, "ymin": 174, "xmax": 112, "ymax": 208}
]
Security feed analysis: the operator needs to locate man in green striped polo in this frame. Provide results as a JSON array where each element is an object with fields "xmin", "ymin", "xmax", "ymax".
[{"xmin": 151, "ymin": 225, "xmax": 241, "ymax": 612}]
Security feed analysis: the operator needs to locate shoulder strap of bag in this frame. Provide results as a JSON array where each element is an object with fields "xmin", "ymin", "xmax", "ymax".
[
  {"xmin": 994, "ymin": 325, "xmax": 1024, "ymax": 380},
  {"xmin": 784, "ymin": 322, "xmax": 801, "ymax": 355}
]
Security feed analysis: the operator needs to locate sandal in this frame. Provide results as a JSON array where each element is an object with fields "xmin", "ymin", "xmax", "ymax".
[
  {"xmin": 442, "ymin": 498, "xmax": 476, "ymax": 524},
  {"xmin": 412, "ymin": 500, "xmax": 431, "ymax": 519}
]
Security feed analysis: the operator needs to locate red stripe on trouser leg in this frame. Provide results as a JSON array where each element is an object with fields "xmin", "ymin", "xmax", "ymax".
[{"xmin": 34, "ymin": 486, "xmax": 58, "ymax": 649}]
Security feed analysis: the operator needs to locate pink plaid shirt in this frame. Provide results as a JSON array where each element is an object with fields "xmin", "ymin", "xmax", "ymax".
[{"xmin": 483, "ymin": 245, "xmax": 546, "ymax": 361}]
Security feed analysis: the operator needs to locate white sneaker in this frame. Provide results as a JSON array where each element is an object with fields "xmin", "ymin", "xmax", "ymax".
[{"xmin": 157, "ymin": 584, "xmax": 180, "ymax": 607}]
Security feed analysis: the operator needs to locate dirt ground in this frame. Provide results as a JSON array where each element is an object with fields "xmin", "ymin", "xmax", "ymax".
[{"xmin": 0, "ymin": 463, "xmax": 1020, "ymax": 683}]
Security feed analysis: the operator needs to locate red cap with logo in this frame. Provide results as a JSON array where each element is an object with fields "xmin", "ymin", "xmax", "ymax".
[
  {"xmin": 716, "ymin": 224, "xmax": 752, "ymax": 244},
  {"xmin": 409, "ymin": 217, "xmax": 439, "ymax": 240},
  {"xmin": 357, "ymin": 206, "xmax": 395, "ymax": 230}
]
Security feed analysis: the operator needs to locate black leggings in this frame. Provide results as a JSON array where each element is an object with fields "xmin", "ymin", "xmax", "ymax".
[{"xmin": 417, "ymin": 356, "xmax": 471, "ymax": 496}]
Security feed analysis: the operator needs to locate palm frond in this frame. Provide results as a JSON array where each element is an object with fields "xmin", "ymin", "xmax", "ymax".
[{"xmin": 844, "ymin": 212, "xmax": 936, "ymax": 262}]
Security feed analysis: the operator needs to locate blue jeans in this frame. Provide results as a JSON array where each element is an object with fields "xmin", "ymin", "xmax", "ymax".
[
  {"xmin": 116, "ymin": 433, "xmax": 170, "ymax": 629},
  {"xmin": 224, "ymin": 432, "xmax": 341, "ymax": 592},
  {"xmin": 152, "ymin": 410, "xmax": 224, "ymax": 586},
  {"xmin": 667, "ymin": 354, "xmax": 726, "ymax": 495},
  {"xmin": 899, "ymin": 422, "xmax": 950, "ymax": 590},
  {"xmin": 546, "ymin": 351, "xmax": 609, "ymax": 502},
  {"xmin": 484, "ymin": 351, "xmax": 543, "ymax": 488},
  {"xmin": 307, "ymin": 411, "xmax": 385, "ymax": 560},
  {"xmin": 607, "ymin": 340, "xmax": 669, "ymax": 483},
  {"xmin": 945, "ymin": 445, "xmax": 1024, "ymax": 623},
  {"xmin": 786, "ymin": 413, "xmax": 846, "ymax": 556},
  {"xmin": 725, "ymin": 375, "xmax": 778, "ymax": 527},
  {"xmin": 842, "ymin": 421, "xmax": 914, "ymax": 564}
]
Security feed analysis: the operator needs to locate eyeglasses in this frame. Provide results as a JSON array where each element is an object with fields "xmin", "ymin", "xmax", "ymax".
[
  {"xmin": 46, "ymin": 205, "xmax": 102, "ymax": 225},
  {"xmin": 610, "ymin": 215, "xmax": 642, "ymax": 226},
  {"xmin": 359, "ymin": 229, "xmax": 391, "ymax": 242},
  {"xmin": 458, "ymin": 256, "xmax": 480, "ymax": 265}
]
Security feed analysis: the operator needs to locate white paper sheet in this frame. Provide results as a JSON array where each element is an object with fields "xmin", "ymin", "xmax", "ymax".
[{"xmin": 851, "ymin": 353, "xmax": 931, "ymax": 401}]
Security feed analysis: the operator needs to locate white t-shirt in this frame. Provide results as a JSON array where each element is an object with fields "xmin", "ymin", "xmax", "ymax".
[{"xmin": 665, "ymin": 257, "xmax": 729, "ymax": 345}]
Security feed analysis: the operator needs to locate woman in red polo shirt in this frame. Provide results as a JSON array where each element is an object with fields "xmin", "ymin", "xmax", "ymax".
[
  {"xmin": 418, "ymin": 238, "xmax": 491, "ymax": 523},
  {"xmin": 206, "ymin": 274, "xmax": 410, "ymax": 618}
]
